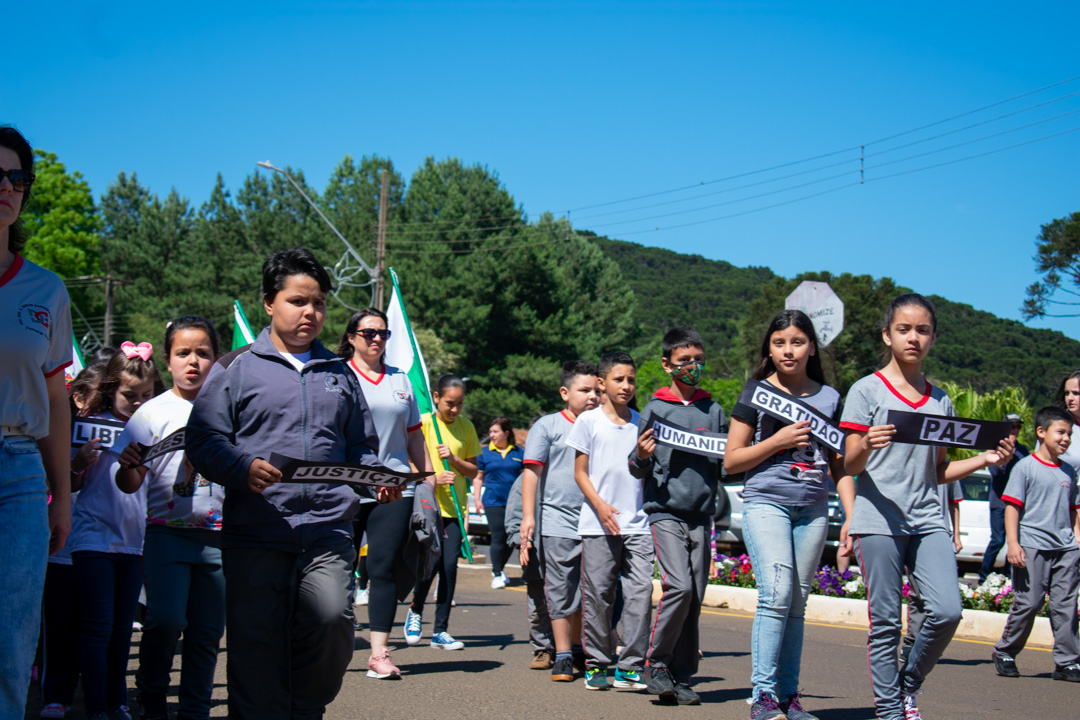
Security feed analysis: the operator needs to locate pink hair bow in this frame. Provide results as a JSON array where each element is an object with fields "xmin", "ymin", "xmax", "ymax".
[{"xmin": 120, "ymin": 341, "xmax": 154, "ymax": 361}]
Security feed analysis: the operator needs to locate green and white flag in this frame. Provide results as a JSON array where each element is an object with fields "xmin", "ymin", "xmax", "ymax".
[
  {"xmin": 384, "ymin": 267, "xmax": 472, "ymax": 562},
  {"xmin": 65, "ymin": 332, "xmax": 86, "ymax": 384},
  {"xmin": 384, "ymin": 270, "xmax": 433, "ymax": 416},
  {"xmin": 232, "ymin": 299, "xmax": 256, "ymax": 351}
]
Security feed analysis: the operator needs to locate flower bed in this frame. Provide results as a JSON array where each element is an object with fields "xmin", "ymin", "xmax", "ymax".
[{"xmin": 711, "ymin": 554, "xmax": 1050, "ymax": 616}]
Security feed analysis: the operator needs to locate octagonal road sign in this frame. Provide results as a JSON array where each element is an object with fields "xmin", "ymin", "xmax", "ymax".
[{"xmin": 785, "ymin": 281, "xmax": 844, "ymax": 347}]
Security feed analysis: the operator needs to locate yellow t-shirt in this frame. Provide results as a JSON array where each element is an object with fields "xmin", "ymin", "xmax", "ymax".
[{"xmin": 421, "ymin": 412, "xmax": 482, "ymax": 518}]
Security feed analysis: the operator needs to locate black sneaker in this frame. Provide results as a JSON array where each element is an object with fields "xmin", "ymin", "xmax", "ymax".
[
  {"xmin": 673, "ymin": 682, "xmax": 700, "ymax": 705},
  {"xmin": 992, "ymin": 651, "xmax": 1019, "ymax": 678},
  {"xmin": 551, "ymin": 656, "xmax": 575, "ymax": 682},
  {"xmin": 138, "ymin": 693, "xmax": 169, "ymax": 720},
  {"xmin": 645, "ymin": 665, "xmax": 675, "ymax": 696},
  {"xmin": 1052, "ymin": 662, "xmax": 1080, "ymax": 682},
  {"xmin": 572, "ymin": 651, "xmax": 587, "ymax": 676}
]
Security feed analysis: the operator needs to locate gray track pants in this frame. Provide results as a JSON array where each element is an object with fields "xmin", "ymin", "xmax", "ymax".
[
  {"xmin": 995, "ymin": 546, "xmax": 1080, "ymax": 667},
  {"xmin": 222, "ymin": 535, "xmax": 356, "ymax": 720},
  {"xmin": 581, "ymin": 534, "xmax": 654, "ymax": 670},
  {"xmin": 646, "ymin": 518, "xmax": 711, "ymax": 683},
  {"xmin": 857, "ymin": 532, "xmax": 962, "ymax": 720},
  {"xmin": 522, "ymin": 545, "xmax": 554, "ymax": 653}
]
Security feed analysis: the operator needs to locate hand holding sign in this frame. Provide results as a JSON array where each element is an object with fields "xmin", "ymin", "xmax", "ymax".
[
  {"xmin": 248, "ymin": 457, "xmax": 283, "ymax": 494},
  {"xmin": 637, "ymin": 427, "xmax": 657, "ymax": 461},
  {"xmin": 863, "ymin": 424, "xmax": 897, "ymax": 451},
  {"xmin": 117, "ymin": 442, "xmax": 144, "ymax": 470},
  {"xmin": 72, "ymin": 437, "xmax": 102, "ymax": 473},
  {"xmin": 981, "ymin": 436, "xmax": 1015, "ymax": 467},
  {"xmin": 773, "ymin": 420, "xmax": 812, "ymax": 451}
]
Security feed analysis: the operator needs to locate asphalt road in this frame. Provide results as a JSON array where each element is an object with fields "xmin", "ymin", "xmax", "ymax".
[{"xmin": 25, "ymin": 562, "xmax": 1076, "ymax": 719}]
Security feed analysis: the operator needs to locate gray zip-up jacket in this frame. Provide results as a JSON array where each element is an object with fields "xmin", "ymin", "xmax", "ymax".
[
  {"xmin": 630, "ymin": 387, "xmax": 727, "ymax": 524},
  {"xmin": 186, "ymin": 329, "xmax": 381, "ymax": 552}
]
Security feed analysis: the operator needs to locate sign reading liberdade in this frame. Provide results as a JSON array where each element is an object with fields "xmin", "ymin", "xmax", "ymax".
[
  {"xmin": 747, "ymin": 380, "xmax": 845, "ymax": 454},
  {"xmin": 886, "ymin": 410, "xmax": 1011, "ymax": 451},
  {"xmin": 269, "ymin": 453, "xmax": 433, "ymax": 487},
  {"xmin": 71, "ymin": 417, "xmax": 127, "ymax": 450}
]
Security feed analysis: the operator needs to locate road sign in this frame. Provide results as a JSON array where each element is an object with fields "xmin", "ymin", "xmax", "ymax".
[{"xmin": 785, "ymin": 281, "xmax": 844, "ymax": 347}]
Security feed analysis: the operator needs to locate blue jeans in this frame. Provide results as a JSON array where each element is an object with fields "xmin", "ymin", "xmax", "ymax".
[
  {"xmin": 73, "ymin": 551, "xmax": 144, "ymax": 714},
  {"xmin": 0, "ymin": 434, "xmax": 50, "ymax": 719},
  {"xmin": 979, "ymin": 507, "xmax": 1006, "ymax": 582},
  {"xmin": 743, "ymin": 501, "xmax": 828, "ymax": 701},
  {"xmin": 137, "ymin": 525, "xmax": 225, "ymax": 720}
]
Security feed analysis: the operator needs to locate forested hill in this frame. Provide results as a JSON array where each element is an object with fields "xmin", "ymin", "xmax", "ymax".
[{"xmin": 589, "ymin": 234, "xmax": 1080, "ymax": 408}]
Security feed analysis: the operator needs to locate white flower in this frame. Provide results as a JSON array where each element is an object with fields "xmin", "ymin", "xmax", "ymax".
[{"xmin": 844, "ymin": 579, "xmax": 862, "ymax": 594}]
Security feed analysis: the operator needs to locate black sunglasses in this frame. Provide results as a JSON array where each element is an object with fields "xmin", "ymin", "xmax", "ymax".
[
  {"xmin": 0, "ymin": 168, "xmax": 35, "ymax": 192},
  {"xmin": 355, "ymin": 328, "xmax": 391, "ymax": 341}
]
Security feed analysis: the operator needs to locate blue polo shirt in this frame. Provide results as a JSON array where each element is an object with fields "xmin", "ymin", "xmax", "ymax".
[{"xmin": 477, "ymin": 442, "xmax": 524, "ymax": 507}]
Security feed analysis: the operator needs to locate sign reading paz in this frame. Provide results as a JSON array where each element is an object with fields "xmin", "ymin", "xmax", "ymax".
[
  {"xmin": 785, "ymin": 280, "xmax": 844, "ymax": 348},
  {"xmin": 886, "ymin": 410, "xmax": 1012, "ymax": 451},
  {"xmin": 269, "ymin": 453, "xmax": 433, "ymax": 488}
]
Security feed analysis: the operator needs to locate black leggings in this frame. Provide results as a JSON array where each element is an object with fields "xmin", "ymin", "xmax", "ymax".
[
  {"xmin": 486, "ymin": 505, "xmax": 509, "ymax": 575},
  {"xmin": 353, "ymin": 498, "xmax": 412, "ymax": 634},
  {"xmin": 411, "ymin": 517, "xmax": 462, "ymax": 634}
]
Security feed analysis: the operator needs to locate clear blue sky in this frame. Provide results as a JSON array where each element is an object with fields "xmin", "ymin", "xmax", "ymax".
[{"xmin": 11, "ymin": 2, "xmax": 1080, "ymax": 338}]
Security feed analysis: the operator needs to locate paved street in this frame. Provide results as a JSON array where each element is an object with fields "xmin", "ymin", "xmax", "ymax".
[{"xmin": 25, "ymin": 563, "xmax": 1076, "ymax": 719}]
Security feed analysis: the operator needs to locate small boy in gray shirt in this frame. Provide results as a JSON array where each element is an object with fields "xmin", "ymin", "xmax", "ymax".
[{"xmin": 992, "ymin": 405, "xmax": 1080, "ymax": 682}]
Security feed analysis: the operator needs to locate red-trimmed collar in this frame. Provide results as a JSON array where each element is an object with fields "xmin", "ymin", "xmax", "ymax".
[
  {"xmin": 0, "ymin": 253, "xmax": 24, "ymax": 289},
  {"xmin": 874, "ymin": 371, "xmax": 931, "ymax": 410},
  {"xmin": 653, "ymin": 386, "xmax": 711, "ymax": 405},
  {"xmin": 349, "ymin": 357, "xmax": 385, "ymax": 386},
  {"xmin": 1032, "ymin": 453, "xmax": 1062, "ymax": 468},
  {"xmin": 559, "ymin": 409, "xmax": 576, "ymax": 424}
]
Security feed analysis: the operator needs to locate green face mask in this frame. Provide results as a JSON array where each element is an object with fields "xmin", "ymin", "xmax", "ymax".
[{"xmin": 673, "ymin": 360, "xmax": 705, "ymax": 386}]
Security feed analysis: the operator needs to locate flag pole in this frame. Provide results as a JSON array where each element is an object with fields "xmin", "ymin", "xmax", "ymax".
[{"xmin": 389, "ymin": 269, "xmax": 474, "ymax": 563}]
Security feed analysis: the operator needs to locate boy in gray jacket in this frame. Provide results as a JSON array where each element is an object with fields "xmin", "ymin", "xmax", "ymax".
[
  {"xmin": 187, "ymin": 248, "xmax": 399, "ymax": 720},
  {"xmin": 630, "ymin": 327, "xmax": 726, "ymax": 704}
]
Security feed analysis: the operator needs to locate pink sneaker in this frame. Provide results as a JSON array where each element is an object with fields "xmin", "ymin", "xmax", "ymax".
[{"xmin": 367, "ymin": 647, "xmax": 402, "ymax": 679}]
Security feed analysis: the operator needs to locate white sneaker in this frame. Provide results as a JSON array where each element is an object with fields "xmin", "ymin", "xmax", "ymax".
[
  {"xmin": 404, "ymin": 609, "xmax": 422, "ymax": 645},
  {"xmin": 902, "ymin": 691, "xmax": 923, "ymax": 720},
  {"xmin": 491, "ymin": 573, "xmax": 506, "ymax": 589},
  {"xmin": 355, "ymin": 587, "xmax": 369, "ymax": 606}
]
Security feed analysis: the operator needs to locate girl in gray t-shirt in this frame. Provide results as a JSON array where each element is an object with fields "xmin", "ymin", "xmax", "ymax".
[
  {"xmin": 840, "ymin": 293, "xmax": 1014, "ymax": 720},
  {"xmin": 725, "ymin": 309, "xmax": 852, "ymax": 720}
]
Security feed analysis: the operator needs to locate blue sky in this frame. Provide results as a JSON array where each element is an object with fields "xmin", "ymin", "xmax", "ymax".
[{"xmin": 11, "ymin": 2, "xmax": 1080, "ymax": 339}]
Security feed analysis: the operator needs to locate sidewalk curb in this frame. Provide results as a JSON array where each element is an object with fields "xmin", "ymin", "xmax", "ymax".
[{"xmin": 652, "ymin": 580, "xmax": 1054, "ymax": 648}]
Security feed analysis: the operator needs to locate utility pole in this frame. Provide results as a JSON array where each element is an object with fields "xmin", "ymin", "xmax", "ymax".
[
  {"xmin": 103, "ymin": 275, "xmax": 116, "ymax": 347},
  {"xmin": 374, "ymin": 168, "xmax": 390, "ymax": 309}
]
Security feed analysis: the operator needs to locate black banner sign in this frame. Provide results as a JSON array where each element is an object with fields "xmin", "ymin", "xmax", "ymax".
[
  {"xmin": 747, "ymin": 381, "xmax": 845, "ymax": 454},
  {"xmin": 886, "ymin": 410, "xmax": 1011, "ymax": 451},
  {"xmin": 269, "ymin": 453, "xmax": 433, "ymax": 487},
  {"xmin": 138, "ymin": 428, "xmax": 186, "ymax": 466},
  {"xmin": 645, "ymin": 416, "xmax": 727, "ymax": 459},
  {"xmin": 71, "ymin": 418, "xmax": 127, "ymax": 450}
]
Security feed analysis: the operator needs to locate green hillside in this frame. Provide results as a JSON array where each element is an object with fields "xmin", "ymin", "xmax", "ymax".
[{"xmin": 591, "ymin": 235, "xmax": 1080, "ymax": 408}]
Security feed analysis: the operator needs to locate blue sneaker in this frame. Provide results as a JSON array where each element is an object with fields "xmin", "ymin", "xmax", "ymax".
[
  {"xmin": 613, "ymin": 667, "xmax": 647, "ymax": 689},
  {"xmin": 430, "ymin": 631, "xmax": 464, "ymax": 650},
  {"xmin": 584, "ymin": 668, "xmax": 611, "ymax": 690},
  {"xmin": 404, "ymin": 609, "xmax": 422, "ymax": 645}
]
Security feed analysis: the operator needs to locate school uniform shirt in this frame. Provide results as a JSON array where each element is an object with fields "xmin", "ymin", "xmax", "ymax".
[
  {"xmin": 732, "ymin": 380, "xmax": 842, "ymax": 507},
  {"xmin": 938, "ymin": 480, "xmax": 962, "ymax": 533},
  {"xmin": 349, "ymin": 360, "xmax": 422, "ymax": 501},
  {"xmin": 1002, "ymin": 454, "xmax": 1080, "ymax": 551},
  {"xmin": 67, "ymin": 412, "xmax": 148, "ymax": 555},
  {"xmin": 524, "ymin": 411, "xmax": 584, "ymax": 540},
  {"xmin": 565, "ymin": 407, "xmax": 648, "ymax": 536},
  {"xmin": 116, "ymin": 390, "xmax": 222, "ymax": 529},
  {"xmin": 839, "ymin": 372, "xmax": 954, "ymax": 536},
  {"xmin": 0, "ymin": 254, "xmax": 73, "ymax": 439},
  {"xmin": 476, "ymin": 442, "xmax": 524, "ymax": 507},
  {"xmin": 421, "ymin": 412, "xmax": 481, "ymax": 519}
]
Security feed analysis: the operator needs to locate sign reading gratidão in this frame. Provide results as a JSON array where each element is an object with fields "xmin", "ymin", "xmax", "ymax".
[{"xmin": 747, "ymin": 380, "xmax": 845, "ymax": 454}]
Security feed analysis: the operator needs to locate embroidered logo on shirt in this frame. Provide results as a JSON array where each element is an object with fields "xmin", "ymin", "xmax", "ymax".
[
  {"xmin": 393, "ymin": 390, "xmax": 411, "ymax": 404},
  {"xmin": 17, "ymin": 304, "xmax": 51, "ymax": 338},
  {"xmin": 325, "ymin": 375, "xmax": 344, "ymax": 394}
]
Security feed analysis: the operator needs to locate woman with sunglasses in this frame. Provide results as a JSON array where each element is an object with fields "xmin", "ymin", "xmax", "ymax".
[
  {"xmin": 337, "ymin": 308, "xmax": 442, "ymax": 679},
  {"xmin": 0, "ymin": 126, "xmax": 75, "ymax": 717}
]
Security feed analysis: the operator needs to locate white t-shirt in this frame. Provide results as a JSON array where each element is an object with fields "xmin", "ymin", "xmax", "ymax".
[
  {"xmin": 566, "ymin": 406, "xmax": 648, "ymax": 536},
  {"xmin": 68, "ymin": 412, "xmax": 148, "ymax": 555},
  {"xmin": 348, "ymin": 360, "xmax": 422, "ymax": 500},
  {"xmin": 280, "ymin": 349, "xmax": 312, "ymax": 372},
  {"xmin": 0, "ymin": 255, "xmax": 73, "ymax": 438},
  {"xmin": 116, "ymin": 390, "xmax": 223, "ymax": 529}
]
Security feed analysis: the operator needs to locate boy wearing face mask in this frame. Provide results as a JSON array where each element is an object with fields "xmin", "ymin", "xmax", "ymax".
[{"xmin": 630, "ymin": 327, "xmax": 727, "ymax": 703}]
